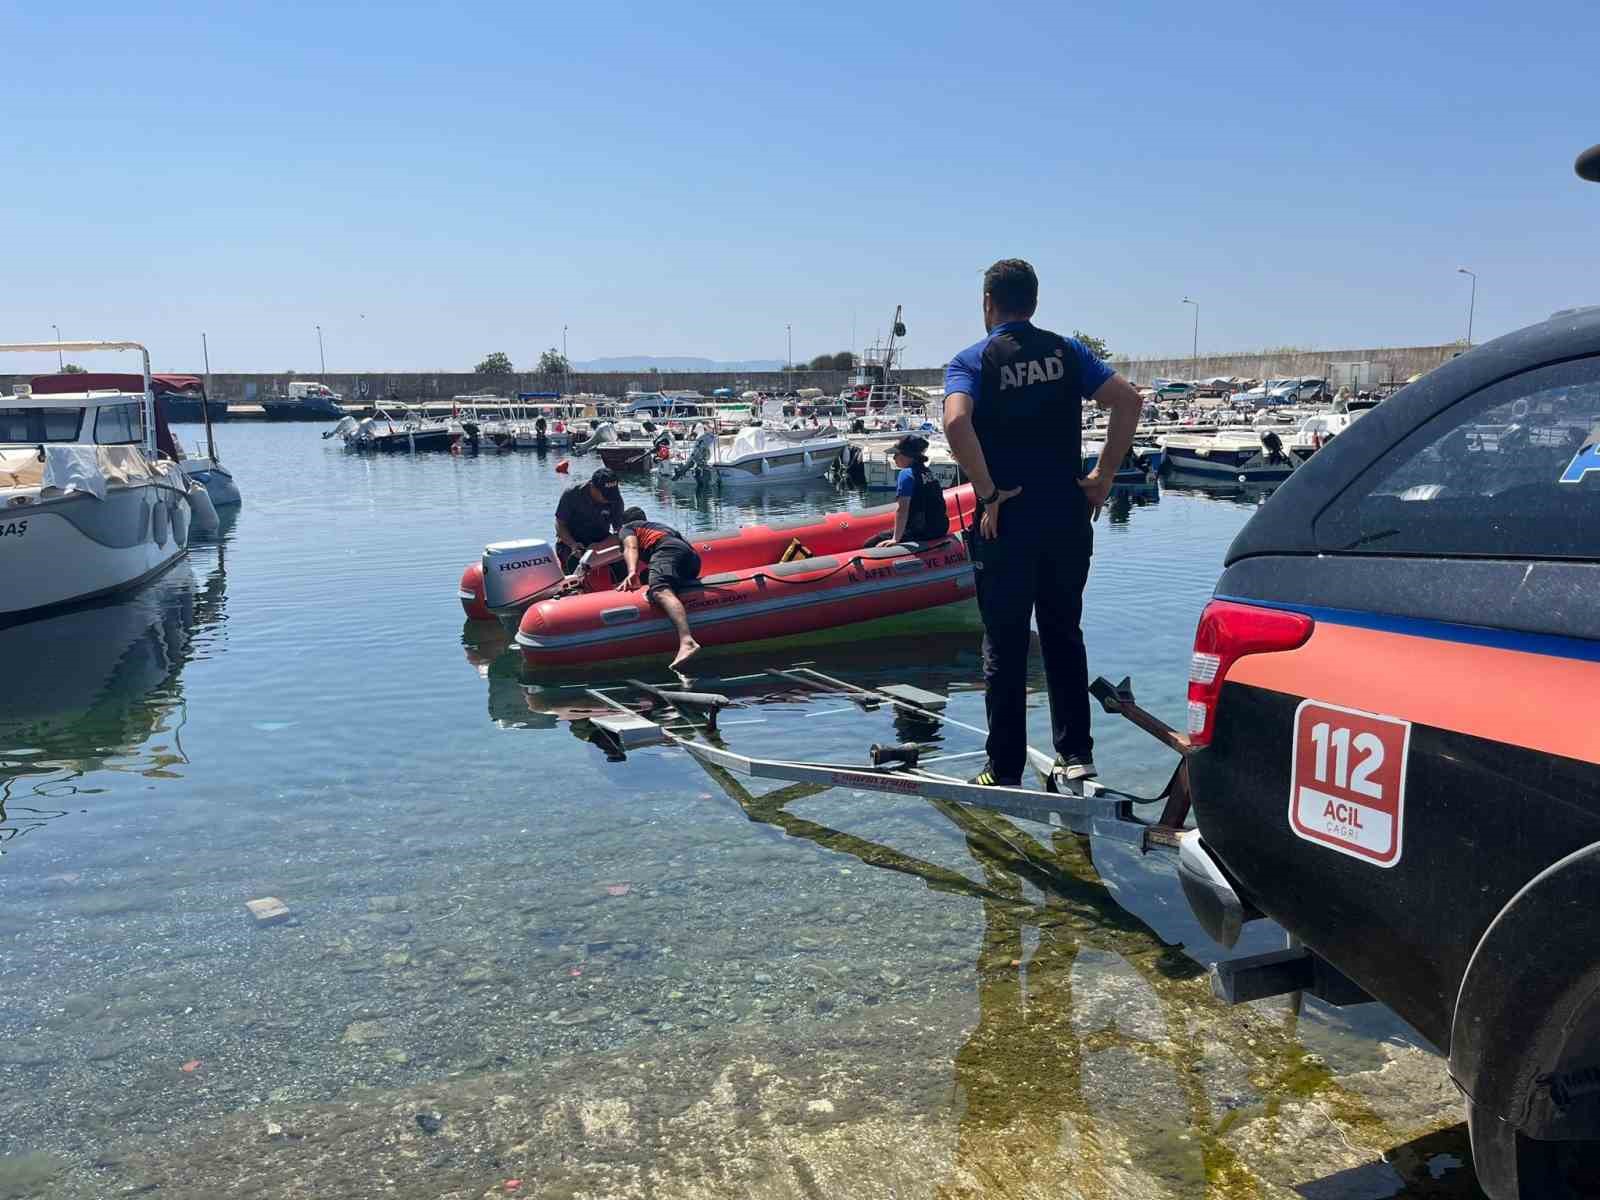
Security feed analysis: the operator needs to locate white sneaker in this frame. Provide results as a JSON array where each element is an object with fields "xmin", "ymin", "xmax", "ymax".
[{"xmin": 1056, "ymin": 754, "xmax": 1098, "ymax": 782}]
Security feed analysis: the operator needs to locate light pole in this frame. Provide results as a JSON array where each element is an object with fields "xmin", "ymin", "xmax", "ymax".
[
  {"xmin": 786, "ymin": 323, "xmax": 792, "ymax": 392},
  {"xmin": 562, "ymin": 324, "xmax": 568, "ymax": 395},
  {"xmin": 1181, "ymin": 297, "xmax": 1199, "ymax": 370},
  {"xmin": 1456, "ymin": 267, "xmax": 1477, "ymax": 346},
  {"xmin": 50, "ymin": 323, "xmax": 62, "ymax": 369},
  {"xmin": 316, "ymin": 324, "xmax": 326, "ymax": 375}
]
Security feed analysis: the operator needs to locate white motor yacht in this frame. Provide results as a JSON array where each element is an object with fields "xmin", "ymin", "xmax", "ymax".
[
  {"xmin": 27, "ymin": 370, "xmax": 240, "ymax": 509},
  {"xmin": 1, "ymin": 341, "xmax": 194, "ymax": 620},
  {"xmin": 656, "ymin": 425, "xmax": 848, "ymax": 490}
]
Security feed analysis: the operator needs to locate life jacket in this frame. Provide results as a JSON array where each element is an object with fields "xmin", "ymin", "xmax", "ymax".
[
  {"xmin": 974, "ymin": 322, "xmax": 1086, "ymax": 495},
  {"xmin": 904, "ymin": 465, "xmax": 949, "ymax": 542}
]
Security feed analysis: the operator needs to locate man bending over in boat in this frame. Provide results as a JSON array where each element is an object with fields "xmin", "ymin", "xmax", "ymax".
[
  {"xmin": 617, "ymin": 506, "xmax": 702, "ymax": 669},
  {"xmin": 555, "ymin": 468, "xmax": 624, "ymax": 573}
]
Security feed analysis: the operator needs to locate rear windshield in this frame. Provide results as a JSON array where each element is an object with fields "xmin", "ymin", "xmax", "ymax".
[
  {"xmin": 0, "ymin": 406, "xmax": 84, "ymax": 442},
  {"xmin": 1314, "ymin": 357, "xmax": 1600, "ymax": 560}
]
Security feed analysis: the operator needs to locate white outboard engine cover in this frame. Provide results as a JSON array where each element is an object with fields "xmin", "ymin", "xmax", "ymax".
[{"xmin": 481, "ymin": 538, "xmax": 564, "ymax": 611}]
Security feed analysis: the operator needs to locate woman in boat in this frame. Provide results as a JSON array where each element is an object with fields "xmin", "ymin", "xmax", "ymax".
[
  {"xmin": 616, "ymin": 506, "xmax": 702, "ymax": 670},
  {"xmin": 870, "ymin": 434, "xmax": 949, "ymax": 546}
]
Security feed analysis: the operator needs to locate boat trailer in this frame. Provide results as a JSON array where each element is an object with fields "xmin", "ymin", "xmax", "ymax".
[
  {"xmin": 580, "ymin": 664, "xmax": 1376, "ymax": 1013},
  {"xmin": 582, "ymin": 665, "xmax": 1194, "ymax": 854}
]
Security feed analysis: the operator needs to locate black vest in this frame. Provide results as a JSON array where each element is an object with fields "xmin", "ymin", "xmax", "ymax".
[
  {"xmin": 974, "ymin": 323, "xmax": 1085, "ymax": 495},
  {"xmin": 904, "ymin": 465, "xmax": 949, "ymax": 542}
]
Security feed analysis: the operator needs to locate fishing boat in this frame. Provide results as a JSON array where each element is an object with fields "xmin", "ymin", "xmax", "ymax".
[
  {"xmin": 484, "ymin": 394, "xmax": 585, "ymax": 450},
  {"xmin": 1, "ymin": 341, "xmax": 195, "ymax": 620},
  {"xmin": 458, "ymin": 485, "xmax": 981, "ymax": 652},
  {"xmin": 596, "ymin": 430, "xmax": 673, "ymax": 473},
  {"xmin": 857, "ymin": 436, "xmax": 963, "ymax": 490},
  {"xmin": 260, "ymin": 380, "xmax": 347, "ymax": 421},
  {"xmin": 1082, "ymin": 440, "xmax": 1164, "ymax": 487},
  {"xmin": 1159, "ymin": 427, "xmax": 1304, "ymax": 483}
]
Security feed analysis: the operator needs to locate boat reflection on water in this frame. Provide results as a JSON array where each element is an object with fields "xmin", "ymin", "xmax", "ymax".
[
  {"xmin": 0, "ymin": 515, "xmax": 232, "ymax": 854},
  {"xmin": 463, "ymin": 619, "xmax": 987, "ymax": 738},
  {"xmin": 1159, "ymin": 471, "xmax": 1282, "ymax": 508}
]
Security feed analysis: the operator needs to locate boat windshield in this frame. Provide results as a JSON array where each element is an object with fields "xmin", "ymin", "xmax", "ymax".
[{"xmin": 0, "ymin": 405, "xmax": 84, "ymax": 443}]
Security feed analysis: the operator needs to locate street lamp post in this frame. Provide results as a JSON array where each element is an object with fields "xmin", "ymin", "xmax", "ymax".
[
  {"xmin": 786, "ymin": 323, "xmax": 792, "ymax": 393},
  {"xmin": 1456, "ymin": 267, "xmax": 1477, "ymax": 346},
  {"xmin": 50, "ymin": 323, "xmax": 62, "ymax": 369},
  {"xmin": 563, "ymin": 325, "xmax": 569, "ymax": 395},
  {"xmin": 1181, "ymin": 298, "xmax": 1199, "ymax": 369},
  {"xmin": 316, "ymin": 324, "xmax": 326, "ymax": 375}
]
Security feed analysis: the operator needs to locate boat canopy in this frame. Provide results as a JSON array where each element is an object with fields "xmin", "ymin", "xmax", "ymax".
[{"xmin": 31, "ymin": 372, "xmax": 202, "ymax": 397}]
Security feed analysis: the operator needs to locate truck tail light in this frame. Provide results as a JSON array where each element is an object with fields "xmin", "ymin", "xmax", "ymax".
[{"xmin": 1186, "ymin": 600, "xmax": 1314, "ymax": 747}]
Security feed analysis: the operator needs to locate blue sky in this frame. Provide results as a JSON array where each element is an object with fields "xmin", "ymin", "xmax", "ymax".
[{"xmin": 4, "ymin": 1, "xmax": 1596, "ymax": 373}]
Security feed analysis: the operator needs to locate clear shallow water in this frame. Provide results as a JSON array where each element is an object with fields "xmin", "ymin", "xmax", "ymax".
[{"xmin": 0, "ymin": 425, "xmax": 1470, "ymax": 1198}]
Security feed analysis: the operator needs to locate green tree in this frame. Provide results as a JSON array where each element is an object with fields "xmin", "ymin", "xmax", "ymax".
[
  {"xmin": 808, "ymin": 351, "xmax": 855, "ymax": 371},
  {"xmin": 61, "ymin": 362, "xmax": 87, "ymax": 374},
  {"xmin": 474, "ymin": 351, "xmax": 514, "ymax": 376},
  {"xmin": 1072, "ymin": 331, "xmax": 1112, "ymax": 361},
  {"xmin": 536, "ymin": 348, "xmax": 571, "ymax": 376}
]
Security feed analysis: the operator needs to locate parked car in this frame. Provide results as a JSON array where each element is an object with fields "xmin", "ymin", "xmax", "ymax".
[{"xmin": 1176, "ymin": 303, "xmax": 1600, "ymax": 1199}]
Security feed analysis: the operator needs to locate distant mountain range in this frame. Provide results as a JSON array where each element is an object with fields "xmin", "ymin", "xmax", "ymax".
[{"xmin": 573, "ymin": 356, "xmax": 786, "ymax": 373}]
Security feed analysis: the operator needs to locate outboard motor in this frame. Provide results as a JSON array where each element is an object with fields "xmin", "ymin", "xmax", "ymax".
[
  {"xmin": 324, "ymin": 414, "xmax": 359, "ymax": 441},
  {"xmin": 481, "ymin": 538, "xmax": 565, "ymax": 612},
  {"xmin": 1259, "ymin": 429, "xmax": 1286, "ymax": 463}
]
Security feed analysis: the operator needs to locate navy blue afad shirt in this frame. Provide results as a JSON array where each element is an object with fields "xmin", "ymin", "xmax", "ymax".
[{"xmin": 944, "ymin": 321, "xmax": 1112, "ymax": 496}]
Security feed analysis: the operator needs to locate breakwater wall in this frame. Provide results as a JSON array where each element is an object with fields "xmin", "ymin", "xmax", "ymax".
[
  {"xmin": 1108, "ymin": 343, "xmax": 1461, "ymax": 387},
  {"xmin": 0, "ymin": 344, "xmax": 1461, "ymax": 403}
]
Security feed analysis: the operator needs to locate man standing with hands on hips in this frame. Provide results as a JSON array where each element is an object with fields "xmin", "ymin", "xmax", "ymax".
[{"xmin": 943, "ymin": 259, "xmax": 1142, "ymax": 788}]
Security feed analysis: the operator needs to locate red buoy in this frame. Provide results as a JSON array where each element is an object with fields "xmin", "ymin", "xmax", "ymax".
[{"xmin": 555, "ymin": 459, "xmax": 571, "ymax": 474}]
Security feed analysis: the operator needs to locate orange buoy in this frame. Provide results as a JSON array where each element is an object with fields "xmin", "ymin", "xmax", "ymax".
[{"xmin": 555, "ymin": 459, "xmax": 571, "ymax": 474}]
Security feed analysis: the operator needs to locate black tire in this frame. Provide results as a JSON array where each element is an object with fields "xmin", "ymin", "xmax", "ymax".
[{"xmin": 1470, "ymin": 1099, "xmax": 1600, "ymax": 1199}]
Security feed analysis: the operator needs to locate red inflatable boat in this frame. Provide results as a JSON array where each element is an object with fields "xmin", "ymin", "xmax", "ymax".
[{"xmin": 457, "ymin": 487, "xmax": 980, "ymax": 669}]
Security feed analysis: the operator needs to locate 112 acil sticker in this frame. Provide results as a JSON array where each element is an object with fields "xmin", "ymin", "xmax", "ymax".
[{"xmin": 1289, "ymin": 700, "xmax": 1411, "ymax": 868}]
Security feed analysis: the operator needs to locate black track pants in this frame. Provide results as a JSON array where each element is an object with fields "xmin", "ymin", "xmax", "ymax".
[{"xmin": 973, "ymin": 502, "xmax": 1093, "ymax": 779}]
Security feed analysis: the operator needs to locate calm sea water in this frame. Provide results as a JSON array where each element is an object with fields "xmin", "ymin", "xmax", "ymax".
[{"xmin": 0, "ymin": 425, "xmax": 1444, "ymax": 1197}]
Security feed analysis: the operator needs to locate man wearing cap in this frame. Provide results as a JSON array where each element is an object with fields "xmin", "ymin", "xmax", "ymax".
[
  {"xmin": 555, "ymin": 468, "xmax": 625, "ymax": 573},
  {"xmin": 865, "ymin": 434, "xmax": 950, "ymax": 547},
  {"xmin": 943, "ymin": 258, "xmax": 1142, "ymax": 789}
]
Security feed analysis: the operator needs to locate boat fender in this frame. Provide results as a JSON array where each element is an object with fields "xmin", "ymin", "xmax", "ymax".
[
  {"xmin": 170, "ymin": 491, "xmax": 192, "ymax": 547},
  {"xmin": 187, "ymin": 481, "xmax": 220, "ymax": 536},
  {"xmin": 555, "ymin": 459, "xmax": 571, "ymax": 474},
  {"xmin": 151, "ymin": 493, "xmax": 170, "ymax": 547}
]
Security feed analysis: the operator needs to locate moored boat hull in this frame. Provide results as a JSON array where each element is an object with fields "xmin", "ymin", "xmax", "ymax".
[{"xmin": 1, "ymin": 487, "xmax": 190, "ymax": 620}]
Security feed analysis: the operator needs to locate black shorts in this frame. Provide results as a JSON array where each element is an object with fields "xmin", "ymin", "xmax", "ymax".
[{"xmin": 645, "ymin": 539, "xmax": 701, "ymax": 595}]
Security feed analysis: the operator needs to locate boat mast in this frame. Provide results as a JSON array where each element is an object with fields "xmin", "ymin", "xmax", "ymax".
[{"xmin": 200, "ymin": 332, "xmax": 218, "ymax": 463}]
